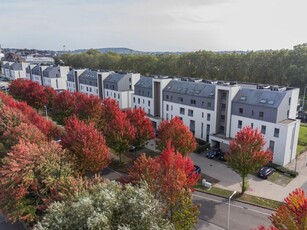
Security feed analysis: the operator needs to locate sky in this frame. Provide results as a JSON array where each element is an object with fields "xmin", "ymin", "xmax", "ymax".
[{"xmin": 0, "ymin": 0, "xmax": 307, "ymax": 52}]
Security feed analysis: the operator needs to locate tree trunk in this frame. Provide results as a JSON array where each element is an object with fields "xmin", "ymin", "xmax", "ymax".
[{"xmin": 241, "ymin": 176, "xmax": 246, "ymax": 194}]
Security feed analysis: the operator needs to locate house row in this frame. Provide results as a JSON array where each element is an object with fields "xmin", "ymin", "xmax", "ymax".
[{"xmin": 0, "ymin": 61, "xmax": 300, "ymax": 166}]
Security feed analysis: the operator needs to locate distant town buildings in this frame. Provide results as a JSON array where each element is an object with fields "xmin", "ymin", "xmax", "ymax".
[{"xmin": 0, "ymin": 61, "xmax": 301, "ymax": 166}]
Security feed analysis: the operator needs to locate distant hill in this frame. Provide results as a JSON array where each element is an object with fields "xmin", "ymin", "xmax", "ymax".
[
  {"xmin": 73, "ymin": 47, "xmax": 183, "ymax": 55},
  {"xmin": 73, "ymin": 47, "xmax": 143, "ymax": 54}
]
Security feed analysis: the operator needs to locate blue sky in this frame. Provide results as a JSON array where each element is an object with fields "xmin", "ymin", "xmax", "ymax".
[{"xmin": 0, "ymin": 0, "xmax": 306, "ymax": 52}]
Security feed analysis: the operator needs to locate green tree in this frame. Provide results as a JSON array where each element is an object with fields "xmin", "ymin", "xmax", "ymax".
[{"xmin": 35, "ymin": 181, "xmax": 173, "ymax": 230}]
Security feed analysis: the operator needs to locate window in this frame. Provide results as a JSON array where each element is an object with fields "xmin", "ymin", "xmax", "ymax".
[
  {"xmin": 221, "ymin": 115, "xmax": 225, "ymax": 121},
  {"xmin": 259, "ymin": 111, "xmax": 264, "ymax": 118},
  {"xmin": 171, "ymin": 105, "xmax": 173, "ymax": 111},
  {"xmin": 188, "ymin": 109, "xmax": 194, "ymax": 117},
  {"xmin": 106, "ymin": 84, "xmax": 108, "ymax": 89},
  {"xmin": 251, "ymin": 123, "xmax": 254, "ymax": 128},
  {"xmin": 107, "ymin": 91, "xmax": 109, "ymax": 96},
  {"xmin": 143, "ymin": 99, "xmax": 145, "ymax": 104},
  {"xmin": 222, "ymin": 92, "xmax": 226, "ymax": 99},
  {"xmin": 166, "ymin": 104, "xmax": 169, "ymax": 111},
  {"xmin": 269, "ymin": 140, "xmax": 275, "ymax": 152},
  {"xmin": 148, "ymin": 109, "xmax": 150, "ymax": 114},
  {"xmin": 138, "ymin": 98, "xmax": 140, "ymax": 104},
  {"xmin": 239, "ymin": 108, "xmax": 243, "ymax": 114},
  {"xmin": 261, "ymin": 125, "xmax": 266, "ymax": 134},
  {"xmin": 221, "ymin": 103, "xmax": 226, "ymax": 109},
  {"xmin": 202, "ymin": 112, "xmax": 204, "ymax": 118},
  {"xmin": 179, "ymin": 117, "xmax": 183, "ymax": 120},
  {"xmin": 133, "ymin": 97, "xmax": 135, "ymax": 103},
  {"xmin": 148, "ymin": 100, "xmax": 150, "ymax": 106},
  {"xmin": 191, "ymin": 99, "xmax": 196, "ymax": 105},
  {"xmin": 118, "ymin": 94, "xmax": 120, "ymax": 99},
  {"xmin": 166, "ymin": 113, "xmax": 169, "ymax": 120},
  {"xmin": 207, "ymin": 102, "xmax": 211, "ymax": 109},
  {"xmin": 89, "ymin": 88, "xmax": 92, "ymax": 92},
  {"xmin": 180, "ymin": 107, "xmax": 185, "ymax": 115},
  {"xmin": 238, "ymin": 120, "xmax": 242, "ymax": 129},
  {"xmin": 207, "ymin": 114, "xmax": 211, "ymax": 121},
  {"xmin": 287, "ymin": 110, "xmax": 289, "ymax": 117},
  {"xmin": 252, "ymin": 110, "xmax": 254, "ymax": 116},
  {"xmin": 201, "ymin": 123, "xmax": 204, "ymax": 138},
  {"xmin": 178, "ymin": 97, "xmax": 183, "ymax": 103},
  {"xmin": 166, "ymin": 95, "xmax": 169, "ymax": 100},
  {"xmin": 289, "ymin": 97, "xmax": 291, "ymax": 105},
  {"xmin": 274, "ymin": 128, "xmax": 279, "ymax": 137}
]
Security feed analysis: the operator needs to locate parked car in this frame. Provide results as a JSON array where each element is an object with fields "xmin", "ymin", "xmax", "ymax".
[
  {"xmin": 129, "ymin": 145, "xmax": 137, "ymax": 152},
  {"xmin": 258, "ymin": 166, "xmax": 275, "ymax": 179},
  {"xmin": 206, "ymin": 148, "xmax": 221, "ymax": 159},
  {"xmin": 216, "ymin": 151, "xmax": 226, "ymax": 161},
  {"xmin": 194, "ymin": 165, "xmax": 201, "ymax": 174}
]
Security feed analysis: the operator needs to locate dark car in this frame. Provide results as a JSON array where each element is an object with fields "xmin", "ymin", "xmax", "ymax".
[
  {"xmin": 258, "ymin": 166, "xmax": 275, "ymax": 179},
  {"xmin": 194, "ymin": 165, "xmax": 201, "ymax": 174},
  {"xmin": 129, "ymin": 145, "xmax": 137, "ymax": 152},
  {"xmin": 206, "ymin": 148, "xmax": 221, "ymax": 159},
  {"xmin": 216, "ymin": 151, "xmax": 226, "ymax": 161}
]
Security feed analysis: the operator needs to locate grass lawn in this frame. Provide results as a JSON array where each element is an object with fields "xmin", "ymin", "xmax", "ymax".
[{"xmin": 297, "ymin": 124, "xmax": 307, "ymax": 154}]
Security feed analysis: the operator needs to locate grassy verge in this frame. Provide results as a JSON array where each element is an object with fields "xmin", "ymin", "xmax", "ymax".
[
  {"xmin": 297, "ymin": 124, "xmax": 307, "ymax": 154},
  {"xmin": 195, "ymin": 184, "xmax": 283, "ymax": 210}
]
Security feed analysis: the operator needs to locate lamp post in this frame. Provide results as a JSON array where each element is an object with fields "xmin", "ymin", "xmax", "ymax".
[
  {"xmin": 44, "ymin": 105, "xmax": 48, "ymax": 120},
  {"xmin": 227, "ymin": 191, "xmax": 237, "ymax": 230}
]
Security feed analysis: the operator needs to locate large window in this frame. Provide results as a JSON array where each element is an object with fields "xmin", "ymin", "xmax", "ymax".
[
  {"xmin": 261, "ymin": 125, "xmax": 266, "ymax": 134},
  {"xmin": 207, "ymin": 114, "xmax": 211, "ymax": 121},
  {"xmin": 180, "ymin": 107, "xmax": 185, "ymax": 115},
  {"xmin": 190, "ymin": 99, "xmax": 196, "ymax": 105},
  {"xmin": 259, "ymin": 111, "xmax": 264, "ymax": 118},
  {"xmin": 188, "ymin": 109, "xmax": 194, "ymax": 117},
  {"xmin": 269, "ymin": 140, "xmax": 275, "ymax": 152},
  {"xmin": 238, "ymin": 120, "xmax": 242, "ymax": 129},
  {"xmin": 274, "ymin": 128, "xmax": 279, "ymax": 138}
]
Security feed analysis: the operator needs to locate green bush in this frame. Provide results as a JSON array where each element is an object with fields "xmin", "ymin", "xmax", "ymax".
[
  {"xmin": 194, "ymin": 143, "xmax": 210, "ymax": 153},
  {"xmin": 267, "ymin": 162, "xmax": 298, "ymax": 177}
]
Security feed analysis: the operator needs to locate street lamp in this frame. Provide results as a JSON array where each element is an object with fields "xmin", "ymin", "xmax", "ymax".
[
  {"xmin": 227, "ymin": 190, "xmax": 237, "ymax": 230},
  {"xmin": 44, "ymin": 105, "xmax": 48, "ymax": 120}
]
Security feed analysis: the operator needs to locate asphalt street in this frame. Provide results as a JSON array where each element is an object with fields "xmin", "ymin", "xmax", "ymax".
[{"xmin": 193, "ymin": 191, "xmax": 273, "ymax": 230}]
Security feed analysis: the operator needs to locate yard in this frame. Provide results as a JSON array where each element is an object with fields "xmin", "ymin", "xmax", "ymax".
[{"xmin": 297, "ymin": 123, "xmax": 307, "ymax": 154}]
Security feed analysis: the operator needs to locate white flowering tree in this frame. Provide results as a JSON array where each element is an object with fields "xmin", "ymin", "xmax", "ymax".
[{"xmin": 35, "ymin": 180, "xmax": 173, "ymax": 230}]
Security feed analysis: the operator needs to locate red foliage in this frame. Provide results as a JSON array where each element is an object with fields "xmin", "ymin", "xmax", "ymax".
[
  {"xmin": 129, "ymin": 142, "xmax": 199, "ymax": 207},
  {"xmin": 0, "ymin": 141, "xmax": 82, "ymax": 223},
  {"xmin": 2, "ymin": 122, "xmax": 47, "ymax": 149},
  {"xmin": 126, "ymin": 108, "xmax": 154, "ymax": 148},
  {"xmin": 10, "ymin": 79, "xmax": 48, "ymax": 109},
  {"xmin": 157, "ymin": 116, "xmax": 196, "ymax": 155},
  {"xmin": 61, "ymin": 116, "xmax": 110, "ymax": 174},
  {"xmin": 44, "ymin": 86, "xmax": 57, "ymax": 108},
  {"xmin": 51, "ymin": 90, "xmax": 76, "ymax": 125},
  {"xmin": 74, "ymin": 92, "xmax": 103, "ymax": 123}
]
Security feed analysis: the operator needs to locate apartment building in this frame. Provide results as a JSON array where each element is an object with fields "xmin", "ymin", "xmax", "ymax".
[
  {"xmin": 42, "ymin": 66, "xmax": 69, "ymax": 90},
  {"xmin": 133, "ymin": 77, "xmax": 300, "ymax": 166},
  {"xmin": 25, "ymin": 64, "xmax": 37, "ymax": 80},
  {"xmin": 9, "ymin": 62, "xmax": 29, "ymax": 80},
  {"xmin": 132, "ymin": 76, "xmax": 172, "ymax": 128},
  {"xmin": 31, "ymin": 65, "xmax": 48, "ymax": 85},
  {"xmin": 67, "ymin": 69, "xmax": 86, "ymax": 93},
  {"xmin": 1, "ymin": 61, "xmax": 13, "ymax": 78},
  {"xmin": 104, "ymin": 72, "xmax": 140, "ymax": 109}
]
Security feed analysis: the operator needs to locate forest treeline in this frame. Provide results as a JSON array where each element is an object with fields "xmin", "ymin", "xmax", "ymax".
[{"xmin": 59, "ymin": 43, "xmax": 307, "ymax": 93}]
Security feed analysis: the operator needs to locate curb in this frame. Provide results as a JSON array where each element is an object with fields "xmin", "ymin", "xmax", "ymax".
[{"xmin": 195, "ymin": 188, "xmax": 278, "ymax": 211}]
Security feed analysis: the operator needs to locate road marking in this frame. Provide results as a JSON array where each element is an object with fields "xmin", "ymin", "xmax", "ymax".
[{"xmin": 193, "ymin": 193, "xmax": 271, "ymax": 216}]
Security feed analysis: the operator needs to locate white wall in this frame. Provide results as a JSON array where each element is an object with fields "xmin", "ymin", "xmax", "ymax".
[
  {"xmin": 67, "ymin": 82, "xmax": 76, "ymax": 92},
  {"xmin": 132, "ymin": 94, "xmax": 154, "ymax": 115},
  {"xmin": 230, "ymin": 115, "xmax": 300, "ymax": 165},
  {"xmin": 80, "ymin": 84, "xmax": 99, "ymax": 96},
  {"xmin": 105, "ymin": 89, "xmax": 130, "ymax": 109},
  {"xmin": 163, "ymin": 101, "xmax": 215, "ymax": 141}
]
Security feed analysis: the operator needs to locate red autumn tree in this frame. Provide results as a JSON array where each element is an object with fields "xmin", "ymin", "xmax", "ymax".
[
  {"xmin": 97, "ymin": 98, "xmax": 122, "ymax": 132},
  {"xmin": 10, "ymin": 79, "xmax": 48, "ymax": 109},
  {"xmin": 156, "ymin": 116, "xmax": 196, "ymax": 155},
  {"xmin": 225, "ymin": 126, "xmax": 273, "ymax": 193},
  {"xmin": 126, "ymin": 108, "xmax": 154, "ymax": 149},
  {"xmin": 51, "ymin": 90, "xmax": 76, "ymax": 125},
  {"xmin": 0, "ymin": 141, "xmax": 82, "ymax": 224},
  {"xmin": 254, "ymin": 188, "xmax": 307, "ymax": 230},
  {"xmin": 61, "ymin": 116, "xmax": 110, "ymax": 174},
  {"xmin": 104, "ymin": 109, "xmax": 136, "ymax": 163},
  {"xmin": 2, "ymin": 122, "xmax": 47, "ymax": 149},
  {"xmin": 129, "ymin": 142, "xmax": 200, "ymax": 228},
  {"xmin": 74, "ymin": 92, "xmax": 103, "ymax": 123},
  {"xmin": 44, "ymin": 86, "xmax": 57, "ymax": 108}
]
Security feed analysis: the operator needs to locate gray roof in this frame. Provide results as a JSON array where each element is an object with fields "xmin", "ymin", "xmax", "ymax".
[
  {"xmin": 164, "ymin": 80, "xmax": 216, "ymax": 98},
  {"xmin": 67, "ymin": 70, "xmax": 74, "ymax": 82},
  {"xmin": 135, "ymin": 76, "xmax": 152, "ymax": 88},
  {"xmin": 104, "ymin": 73, "xmax": 126, "ymax": 83},
  {"xmin": 79, "ymin": 70, "xmax": 97, "ymax": 80},
  {"xmin": 43, "ymin": 66, "xmax": 54, "ymax": 77},
  {"xmin": 32, "ymin": 65, "xmax": 41, "ymax": 75},
  {"xmin": 3, "ymin": 63, "xmax": 10, "ymax": 68},
  {"xmin": 232, "ymin": 88, "xmax": 286, "ymax": 108},
  {"xmin": 10, "ymin": 63, "xmax": 22, "ymax": 70}
]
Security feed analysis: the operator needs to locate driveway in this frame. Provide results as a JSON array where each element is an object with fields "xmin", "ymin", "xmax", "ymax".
[{"xmin": 190, "ymin": 151, "xmax": 307, "ymax": 202}]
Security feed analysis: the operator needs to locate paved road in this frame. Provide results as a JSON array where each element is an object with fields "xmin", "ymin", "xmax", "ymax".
[
  {"xmin": 0, "ymin": 214, "xmax": 25, "ymax": 230},
  {"xmin": 193, "ymin": 192, "xmax": 273, "ymax": 230}
]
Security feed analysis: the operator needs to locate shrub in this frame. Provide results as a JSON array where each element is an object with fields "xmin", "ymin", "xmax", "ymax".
[{"xmin": 267, "ymin": 162, "xmax": 298, "ymax": 177}]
